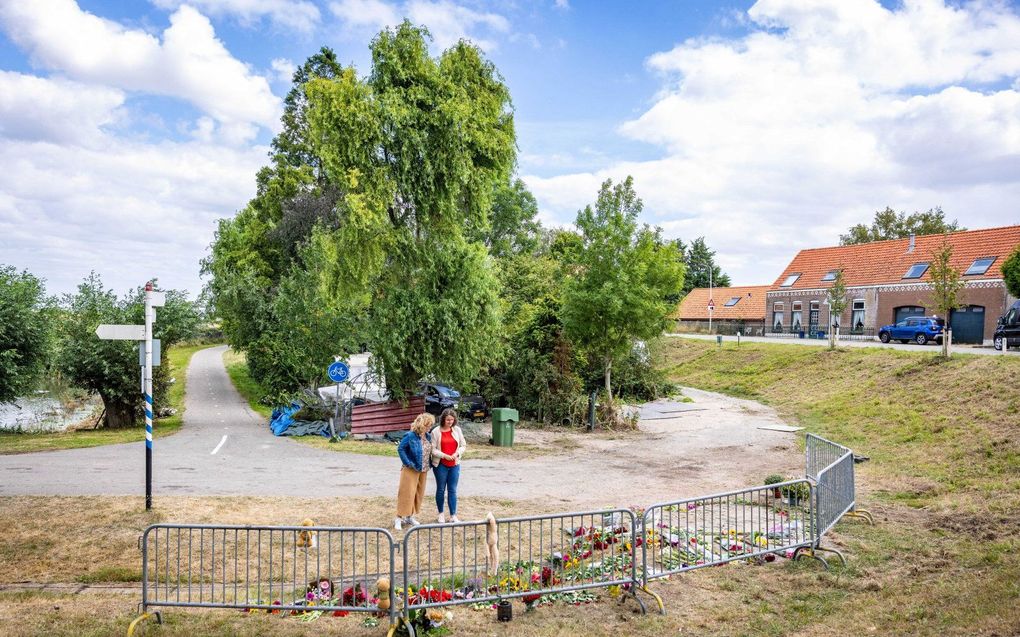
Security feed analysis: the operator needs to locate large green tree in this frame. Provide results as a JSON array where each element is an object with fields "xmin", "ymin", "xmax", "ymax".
[
  {"xmin": 0, "ymin": 266, "xmax": 51, "ymax": 403},
  {"xmin": 205, "ymin": 23, "xmax": 517, "ymax": 399},
  {"xmin": 840, "ymin": 206, "xmax": 963, "ymax": 245},
  {"xmin": 561, "ymin": 177, "xmax": 685, "ymax": 399},
  {"xmin": 676, "ymin": 237, "xmax": 731, "ymax": 297},
  {"xmin": 60, "ymin": 274, "xmax": 199, "ymax": 428}
]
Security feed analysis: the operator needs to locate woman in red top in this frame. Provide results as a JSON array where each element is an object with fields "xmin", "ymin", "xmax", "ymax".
[{"xmin": 430, "ymin": 408, "xmax": 467, "ymax": 523}]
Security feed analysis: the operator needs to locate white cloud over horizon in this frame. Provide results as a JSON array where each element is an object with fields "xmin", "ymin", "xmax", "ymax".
[
  {"xmin": 330, "ymin": 0, "xmax": 510, "ymax": 51},
  {"xmin": 152, "ymin": 0, "xmax": 322, "ymax": 34},
  {"xmin": 0, "ymin": 0, "xmax": 283, "ymax": 142},
  {"xmin": 523, "ymin": 0, "xmax": 1020, "ymax": 285}
]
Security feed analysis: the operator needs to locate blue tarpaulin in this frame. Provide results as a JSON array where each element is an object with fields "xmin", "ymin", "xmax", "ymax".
[{"xmin": 269, "ymin": 402, "xmax": 330, "ymax": 437}]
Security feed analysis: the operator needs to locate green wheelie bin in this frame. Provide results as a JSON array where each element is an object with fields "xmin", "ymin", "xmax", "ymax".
[{"xmin": 490, "ymin": 408, "xmax": 519, "ymax": 447}]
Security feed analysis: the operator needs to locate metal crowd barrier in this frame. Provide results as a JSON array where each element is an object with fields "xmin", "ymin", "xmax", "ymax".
[
  {"xmin": 129, "ymin": 435, "xmax": 872, "ymax": 633},
  {"xmin": 130, "ymin": 524, "xmax": 397, "ymax": 633},
  {"xmin": 641, "ymin": 479, "xmax": 816, "ymax": 587},
  {"xmin": 401, "ymin": 508, "xmax": 644, "ymax": 615}
]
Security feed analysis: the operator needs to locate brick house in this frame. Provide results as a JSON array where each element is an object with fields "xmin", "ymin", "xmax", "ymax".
[
  {"xmin": 672, "ymin": 285, "xmax": 769, "ymax": 333},
  {"xmin": 765, "ymin": 225, "xmax": 1020, "ymax": 344}
]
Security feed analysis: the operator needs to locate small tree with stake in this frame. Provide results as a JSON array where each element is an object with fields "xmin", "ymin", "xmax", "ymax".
[
  {"xmin": 927, "ymin": 237, "xmax": 964, "ymax": 358},
  {"xmin": 825, "ymin": 268, "xmax": 848, "ymax": 350}
]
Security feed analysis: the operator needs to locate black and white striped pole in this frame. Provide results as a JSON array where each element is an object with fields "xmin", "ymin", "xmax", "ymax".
[{"xmin": 96, "ymin": 281, "xmax": 164, "ymax": 510}]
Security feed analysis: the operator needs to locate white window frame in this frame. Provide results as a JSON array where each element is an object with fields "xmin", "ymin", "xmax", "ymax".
[{"xmin": 851, "ymin": 298, "xmax": 866, "ymax": 332}]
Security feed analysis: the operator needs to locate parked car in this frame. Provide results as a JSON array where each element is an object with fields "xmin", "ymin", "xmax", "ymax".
[
  {"xmin": 878, "ymin": 316, "xmax": 944, "ymax": 345},
  {"xmin": 993, "ymin": 300, "xmax": 1020, "ymax": 351},
  {"xmin": 459, "ymin": 394, "xmax": 490, "ymax": 422},
  {"xmin": 420, "ymin": 382, "xmax": 461, "ymax": 417}
]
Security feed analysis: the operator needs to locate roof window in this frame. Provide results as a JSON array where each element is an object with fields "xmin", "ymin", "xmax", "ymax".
[
  {"xmin": 964, "ymin": 257, "xmax": 995, "ymax": 276},
  {"xmin": 902, "ymin": 263, "xmax": 929, "ymax": 279},
  {"xmin": 821, "ymin": 270, "xmax": 838, "ymax": 281},
  {"xmin": 724, "ymin": 297, "xmax": 741, "ymax": 307},
  {"xmin": 780, "ymin": 273, "xmax": 801, "ymax": 287}
]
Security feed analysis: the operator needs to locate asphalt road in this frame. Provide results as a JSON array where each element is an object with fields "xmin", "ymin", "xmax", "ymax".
[
  {"xmin": 0, "ymin": 346, "xmax": 805, "ymax": 505},
  {"xmin": 670, "ymin": 333, "xmax": 1018, "ymax": 356},
  {"xmin": 0, "ymin": 346, "xmax": 391, "ymax": 496}
]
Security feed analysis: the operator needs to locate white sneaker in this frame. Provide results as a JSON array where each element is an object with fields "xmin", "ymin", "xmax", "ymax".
[
  {"xmin": 450, "ymin": 515, "xmax": 460, "ymax": 523},
  {"xmin": 393, "ymin": 517, "xmax": 403, "ymax": 531},
  {"xmin": 437, "ymin": 512, "xmax": 446, "ymax": 524},
  {"xmin": 406, "ymin": 516, "xmax": 420, "ymax": 527}
]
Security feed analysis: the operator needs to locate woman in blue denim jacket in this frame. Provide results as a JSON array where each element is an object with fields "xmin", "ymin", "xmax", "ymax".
[{"xmin": 394, "ymin": 413, "xmax": 434, "ymax": 530}]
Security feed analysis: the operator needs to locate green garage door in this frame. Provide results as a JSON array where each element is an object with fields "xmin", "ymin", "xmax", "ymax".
[
  {"xmin": 894, "ymin": 306, "xmax": 925, "ymax": 323},
  {"xmin": 950, "ymin": 305, "xmax": 985, "ymax": 344}
]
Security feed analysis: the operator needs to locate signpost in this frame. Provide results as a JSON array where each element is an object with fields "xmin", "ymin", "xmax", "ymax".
[
  {"xmin": 94, "ymin": 282, "xmax": 164, "ymax": 510},
  {"xmin": 327, "ymin": 360, "xmax": 351, "ymax": 439},
  {"xmin": 708, "ymin": 298, "xmax": 715, "ymax": 333}
]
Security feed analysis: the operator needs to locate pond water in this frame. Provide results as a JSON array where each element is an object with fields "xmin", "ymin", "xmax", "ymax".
[{"xmin": 0, "ymin": 394, "xmax": 103, "ymax": 433}]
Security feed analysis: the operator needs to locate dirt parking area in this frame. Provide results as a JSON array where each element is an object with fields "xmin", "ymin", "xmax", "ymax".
[{"xmin": 451, "ymin": 387, "xmax": 804, "ymax": 509}]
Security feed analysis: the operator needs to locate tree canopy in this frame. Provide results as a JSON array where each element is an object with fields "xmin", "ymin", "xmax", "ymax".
[
  {"xmin": 204, "ymin": 23, "xmax": 516, "ymax": 399},
  {"xmin": 60, "ymin": 274, "xmax": 199, "ymax": 428},
  {"xmin": 561, "ymin": 177, "xmax": 685, "ymax": 399},
  {"xmin": 675, "ymin": 237, "xmax": 731, "ymax": 297},
  {"xmin": 0, "ymin": 266, "xmax": 51, "ymax": 403},
  {"xmin": 1003, "ymin": 245, "xmax": 1020, "ymax": 299},
  {"xmin": 840, "ymin": 206, "xmax": 963, "ymax": 245}
]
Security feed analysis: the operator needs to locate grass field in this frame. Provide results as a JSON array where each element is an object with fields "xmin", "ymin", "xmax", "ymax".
[
  {"xmin": 0, "ymin": 343, "xmax": 214, "ymax": 454},
  {"xmin": 656, "ymin": 337, "xmax": 1020, "ymax": 636},
  {"xmin": 222, "ymin": 348, "xmax": 273, "ymax": 419},
  {"xmin": 2, "ymin": 339, "xmax": 1017, "ymax": 635}
]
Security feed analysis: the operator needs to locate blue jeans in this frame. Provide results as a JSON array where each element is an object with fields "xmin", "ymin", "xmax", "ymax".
[{"xmin": 433, "ymin": 464, "xmax": 460, "ymax": 515}]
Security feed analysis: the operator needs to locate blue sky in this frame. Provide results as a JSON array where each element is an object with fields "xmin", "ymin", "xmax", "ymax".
[{"xmin": 1, "ymin": 0, "xmax": 1019, "ymax": 297}]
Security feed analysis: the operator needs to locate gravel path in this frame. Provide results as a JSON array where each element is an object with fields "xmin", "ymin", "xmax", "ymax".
[{"xmin": 0, "ymin": 346, "xmax": 804, "ymax": 505}]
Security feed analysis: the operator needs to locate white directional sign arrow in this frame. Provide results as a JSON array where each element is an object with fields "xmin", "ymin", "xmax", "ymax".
[{"xmin": 96, "ymin": 324, "xmax": 145, "ymax": 341}]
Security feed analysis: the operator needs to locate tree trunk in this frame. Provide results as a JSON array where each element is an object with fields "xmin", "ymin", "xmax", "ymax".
[
  {"xmin": 100, "ymin": 394, "xmax": 137, "ymax": 428},
  {"xmin": 604, "ymin": 357, "xmax": 612, "ymax": 402},
  {"xmin": 943, "ymin": 328, "xmax": 951, "ymax": 358}
]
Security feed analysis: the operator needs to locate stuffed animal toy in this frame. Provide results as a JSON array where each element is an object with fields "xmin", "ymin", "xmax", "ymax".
[
  {"xmin": 296, "ymin": 518, "xmax": 317, "ymax": 548},
  {"xmin": 485, "ymin": 512, "xmax": 499, "ymax": 576},
  {"xmin": 375, "ymin": 577, "xmax": 393, "ymax": 612}
]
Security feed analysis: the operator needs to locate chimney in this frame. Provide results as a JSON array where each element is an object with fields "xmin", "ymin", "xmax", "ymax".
[{"xmin": 907, "ymin": 234, "xmax": 915, "ymax": 253}]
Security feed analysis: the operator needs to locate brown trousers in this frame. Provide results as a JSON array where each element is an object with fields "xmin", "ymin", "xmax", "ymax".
[{"xmin": 396, "ymin": 465, "xmax": 429, "ymax": 517}]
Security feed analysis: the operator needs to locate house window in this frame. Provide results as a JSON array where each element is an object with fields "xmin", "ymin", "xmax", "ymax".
[
  {"xmin": 821, "ymin": 270, "xmax": 838, "ymax": 281},
  {"xmin": 772, "ymin": 302, "xmax": 784, "ymax": 331},
  {"xmin": 903, "ymin": 263, "xmax": 929, "ymax": 279},
  {"xmin": 851, "ymin": 299, "xmax": 865, "ymax": 332},
  {"xmin": 780, "ymin": 273, "xmax": 801, "ymax": 287},
  {"xmin": 724, "ymin": 297, "xmax": 741, "ymax": 307},
  {"xmin": 964, "ymin": 257, "xmax": 995, "ymax": 276},
  {"xmin": 791, "ymin": 302, "xmax": 803, "ymax": 331}
]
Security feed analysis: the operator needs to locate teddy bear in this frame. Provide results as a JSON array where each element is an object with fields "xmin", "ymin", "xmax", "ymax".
[
  {"xmin": 375, "ymin": 577, "xmax": 394, "ymax": 614},
  {"xmin": 296, "ymin": 518, "xmax": 317, "ymax": 548}
]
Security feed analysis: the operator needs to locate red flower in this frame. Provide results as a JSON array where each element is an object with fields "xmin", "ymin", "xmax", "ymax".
[
  {"xmin": 541, "ymin": 567, "xmax": 554, "ymax": 586},
  {"xmin": 522, "ymin": 593, "xmax": 541, "ymax": 604},
  {"xmin": 574, "ymin": 526, "xmax": 587, "ymax": 537},
  {"xmin": 333, "ymin": 610, "xmax": 350, "ymax": 617}
]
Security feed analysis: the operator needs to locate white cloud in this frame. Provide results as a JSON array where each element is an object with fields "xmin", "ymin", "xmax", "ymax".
[
  {"xmin": 330, "ymin": 0, "xmax": 510, "ymax": 51},
  {"xmin": 330, "ymin": 0, "xmax": 400, "ymax": 29},
  {"xmin": 271, "ymin": 57, "xmax": 298, "ymax": 84},
  {"xmin": 554, "ymin": 0, "xmax": 569, "ymax": 10},
  {"xmin": 524, "ymin": 0, "xmax": 1020, "ymax": 285},
  {"xmin": 0, "ymin": 74, "xmax": 267, "ymax": 297},
  {"xmin": 0, "ymin": 0, "xmax": 282, "ymax": 140},
  {"xmin": 0, "ymin": 71, "xmax": 125, "ymax": 145},
  {"xmin": 152, "ymin": 0, "xmax": 321, "ymax": 33}
]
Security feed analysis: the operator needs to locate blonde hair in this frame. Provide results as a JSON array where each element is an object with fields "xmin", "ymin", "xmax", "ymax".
[{"xmin": 410, "ymin": 413, "xmax": 435, "ymax": 435}]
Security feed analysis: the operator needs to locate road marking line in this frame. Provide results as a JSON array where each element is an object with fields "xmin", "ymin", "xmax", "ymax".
[{"xmin": 211, "ymin": 435, "xmax": 227, "ymax": 455}]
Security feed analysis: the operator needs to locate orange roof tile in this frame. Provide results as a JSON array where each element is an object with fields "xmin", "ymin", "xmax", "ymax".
[
  {"xmin": 672, "ymin": 285, "xmax": 769, "ymax": 320},
  {"xmin": 769, "ymin": 225, "xmax": 1020, "ymax": 292}
]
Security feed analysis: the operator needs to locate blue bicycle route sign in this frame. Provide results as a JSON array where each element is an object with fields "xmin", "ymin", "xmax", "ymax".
[{"xmin": 327, "ymin": 361, "xmax": 350, "ymax": 383}]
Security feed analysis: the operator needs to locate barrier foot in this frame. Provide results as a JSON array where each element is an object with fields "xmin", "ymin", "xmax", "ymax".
[
  {"xmin": 621, "ymin": 587, "xmax": 647, "ymax": 615},
  {"xmin": 388, "ymin": 615, "xmax": 415, "ymax": 637},
  {"xmin": 126, "ymin": 611, "xmax": 161, "ymax": 636},
  {"xmin": 636, "ymin": 585, "xmax": 666, "ymax": 615},
  {"xmin": 811, "ymin": 545, "xmax": 847, "ymax": 567},
  {"xmin": 792, "ymin": 547, "xmax": 829, "ymax": 570},
  {"xmin": 845, "ymin": 509, "xmax": 875, "ymax": 525}
]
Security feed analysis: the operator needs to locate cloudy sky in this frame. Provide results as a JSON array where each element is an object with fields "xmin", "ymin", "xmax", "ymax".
[{"xmin": 1, "ymin": 0, "xmax": 1018, "ymax": 297}]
